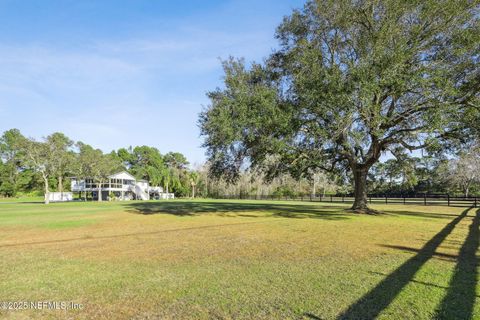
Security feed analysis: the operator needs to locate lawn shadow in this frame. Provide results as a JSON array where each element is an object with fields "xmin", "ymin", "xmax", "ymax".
[
  {"xmin": 368, "ymin": 271, "xmax": 480, "ymax": 298},
  {"xmin": 303, "ymin": 312, "xmax": 323, "ymax": 319},
  {"xmin": 383, "ymin": 210, "xmax": 465, "ymax": 220},
  {"xmin": 379, "ymin": 245, "xmax": 458, "ymax": 261},
  {"xmin": 434, "ymin": 208, "xmax": 480, "ymax": 319},
  {"xmin": 336, "ymin": 207, "xmax": 473, "ymax": 319},
  {"xmin": 125, "ymin": 200, "xmax": 351, "ymax": 221}
]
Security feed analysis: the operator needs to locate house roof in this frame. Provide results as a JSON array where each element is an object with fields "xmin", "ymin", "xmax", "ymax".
[{"xmin": 108, "ymin": 171, "xmax": 136, "ymax": 181}]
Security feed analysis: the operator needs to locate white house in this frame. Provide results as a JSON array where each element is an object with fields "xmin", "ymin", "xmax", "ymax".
[{"xmin": 71, "ymin": 171, "xmax": 174, "ymax": 201}]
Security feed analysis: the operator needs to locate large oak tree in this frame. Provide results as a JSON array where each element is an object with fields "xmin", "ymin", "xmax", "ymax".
[{"xmin": 200, "ymin": 0, "xmax": 479, "ymax": 212}]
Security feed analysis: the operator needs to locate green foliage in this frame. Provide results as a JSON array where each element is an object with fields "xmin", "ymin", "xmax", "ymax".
[
  {"xmin": 0, "ymin": 129, "xmax": 26, "ymax": 197},
  {"xmin": 0, "ymin": 129, "xmax": 195, "ymax": 199},
  {"xmin": 273, "ymin": 186, "xmax": 297, "ymax": 198},
  {"xmin": 0, "ymin": 179, "xmax": 15, "ymax": 197},
  {"xmin": 200, "ymin": 0, "xmax": 479, "ymax": 209},
  {"xmin": 164, "ymin": 152, "xmax": 189, "ymax": 170},
  {"xmin": 46, "ymin": 132, "xmax": 75, "ymax": 192},
  {"xmin": 114, "ymin": 147, "xmax": 192, "ymax": 195},
  {"xmin": 129, "ymin": 146, "xmax": 165, "ymax": 182},
  {"xmin": 76, "ymin": 142, "xmax": 123, "ymax": 184}
]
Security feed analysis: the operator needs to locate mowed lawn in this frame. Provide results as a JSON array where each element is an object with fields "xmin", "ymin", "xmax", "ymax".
[{"xmin": 0, "ymin": 199, "xmax": 478, "ymax": 319}]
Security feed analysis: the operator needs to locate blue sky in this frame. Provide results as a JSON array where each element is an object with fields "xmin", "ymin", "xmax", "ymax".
[{"xmin": 0, "ymin": 0, "xmax": 305, "ymax": 165}]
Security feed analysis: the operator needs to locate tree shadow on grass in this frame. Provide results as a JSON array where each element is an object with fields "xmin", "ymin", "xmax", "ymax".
[
  {"xmin": 379, "ymin": 245, "xmax": 458, "ymax": 261},
  {"xmin": 434, "ymin": 208, "xmax": 480, "ymax": 319},
  {"xmin": 303, "ymin": 312, "xmax": 323, "ymax": 319},
  {"xmin": 383, "ymin": 210, "xmax": 465, "ymax": 220},
  {"xmin": 336, "ymin": 207, "xmax": 473, "ymax": 319},
  {"xmin": 368, "ymin": 271, "xmax": 480, "ymax": 299},
  {"xmin": 124, "ymin": 201, "xmax": 351, "ymax": 220}
]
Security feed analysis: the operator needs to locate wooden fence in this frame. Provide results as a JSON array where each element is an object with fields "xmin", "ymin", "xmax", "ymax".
[{"xmin": 212, "ymin": 193, "xmax": 479, "ymax": 208}]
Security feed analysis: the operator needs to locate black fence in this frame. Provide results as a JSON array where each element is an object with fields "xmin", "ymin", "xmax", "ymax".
[{"xmin": 212, "ymin": 193, "xmax": 479, "ymax": 208}]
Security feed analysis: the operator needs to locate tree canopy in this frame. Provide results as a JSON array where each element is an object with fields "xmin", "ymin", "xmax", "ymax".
[{"xmin": 0, "ymin": 129, "xmax": 26, "ymax": 197}]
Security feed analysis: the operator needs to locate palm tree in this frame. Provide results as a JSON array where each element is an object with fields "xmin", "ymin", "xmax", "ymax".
[{"xmin": 189, "ymin": 171, "xmax": 199, "ymax": 198}]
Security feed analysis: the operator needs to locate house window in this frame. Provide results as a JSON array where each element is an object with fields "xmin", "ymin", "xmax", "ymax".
[
  {"xmin": 86, "ymin": 179, "xmax": 94, "ymax": 189},
  {"xmin": 110, "ymin": 178, "xmax": 122, "ymax": 188},
  {"xmin": 122, "ymin": 179, "xmax": 134, "ymax": 186}
]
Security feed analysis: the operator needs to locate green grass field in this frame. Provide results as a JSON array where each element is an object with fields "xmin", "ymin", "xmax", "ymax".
[{"xmin": 0, "ymin": 199, "xmax": 478, "ymax": 319}]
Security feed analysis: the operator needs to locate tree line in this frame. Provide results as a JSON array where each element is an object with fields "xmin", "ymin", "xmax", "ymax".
[
  {"xmin": 0, "ymin": 129, "xmax": 196, "ymax": 203},
  {"xmin": 198, "ymin": 147, "xmax": 480, "ymax": 199},
  {"xmin": 1, "ymin": 128, "xmax": 479, "ymax": 203}
]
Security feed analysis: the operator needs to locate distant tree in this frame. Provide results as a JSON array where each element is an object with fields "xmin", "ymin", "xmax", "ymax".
[
  {"xmin": 131, "ymin": 146, "xmax": 165, "ymax": 181},
  {"xmin": 10, "ymin": 132, "xmax": 76, "ymax": 202},
  {"xmin": 412, "ymin": 156, "xmax": 448, "ymax": 193},
  {"xmin": 115, "ymin": 147, "xmax": 191, "ymax": 196},
  {"xmin": 77, "ymin": 143, "xmax": 122, "ymax": 202},
  {"xmin": 173, "ymin": 167, "xmax": 191, "ymax": 197},
  {"xmin": 159, "ymin": 166, "xmax": 170, "ymax": 193},
  {"xmin": 200, "ymin": 0, "xmax": 479, "ymax": 213},
  {"xmin": 448, "ymin": 146, "xmax": 480, "ymax": 197},
  {"xmin": 194, "ymin": 163, "xmax": 214, "ymax": 198},
  {"xmin": 116, "ymin": 146, "xmax": 167, "ymax": 188},
  {"xmin": 116, "ymin": 147, "xmax": 135, "ymax": 170},
  {"xmin": 162, "ymin": 152, "xmax": 190, "ymax": 195},
  {"xmin": 21, "ymin": 138, "xmax": 54, "ymax": 204},
  {"xmin": 164, "ymin": 152, "xmax": 189, "ymax": 170},
  {"xmin": 310, "ymin": 170, "xmax": 337, "ymax": 197},
  {"xmin": 47, "ymin": 132, "xmax": 74, "ymax": 193},
  {"xmin": 0, "ymin": 161, "xmax": 15, "ymax": 197},
  {"xmin": 0, "ymin": 129, "xmax": 26, "ymax": 197},
  {"xmin": 189, "ymin": 171, "xmax": 199, "ymax": 198},
  {"xmin": 383, "ymin": 153, "xmax": 418, "ymax": 193}
]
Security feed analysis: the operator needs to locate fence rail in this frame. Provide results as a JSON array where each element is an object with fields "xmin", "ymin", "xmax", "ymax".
[{"xmin": 211, "ymin": 194, "xmax": 479, "ymax": 208}]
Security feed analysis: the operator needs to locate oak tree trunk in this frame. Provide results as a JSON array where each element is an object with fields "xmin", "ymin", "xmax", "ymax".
[{"xmin": 351, "ymin": 168, "xmax": 369, "ymax": 212}]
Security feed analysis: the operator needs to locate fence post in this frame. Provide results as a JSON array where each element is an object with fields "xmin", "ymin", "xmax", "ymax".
[
  {"xmin": 385, "ymin": 195, "xmax": 388, "ymax": 204},
  {"xmin": 403, "ymin": 194, "xmax": 406, "ymax": 205},
  {"xmin": 330, "ymin": 195, "xmax": 333, "ymax": 202},
  {"xmin": 475, "ymin": 197, "xmax": 477, "ymax": 208},
  {"xmin": 342, "ymin": 195, "xmax": 345, "ymax": 203},
  {"xmin": 310, "ymin": 194, "xmax": 312, "ymax": 202},
  {"xmin": 424, "ymin": 193, "xmax": 427, "ymax": 206},
  {"xmin": 447, "ymin": 194, "xmax": 450, "ymax": 206},
  {"xmin": 369, "ymin": 196, "xmax": 372, "ymax": 204}
]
